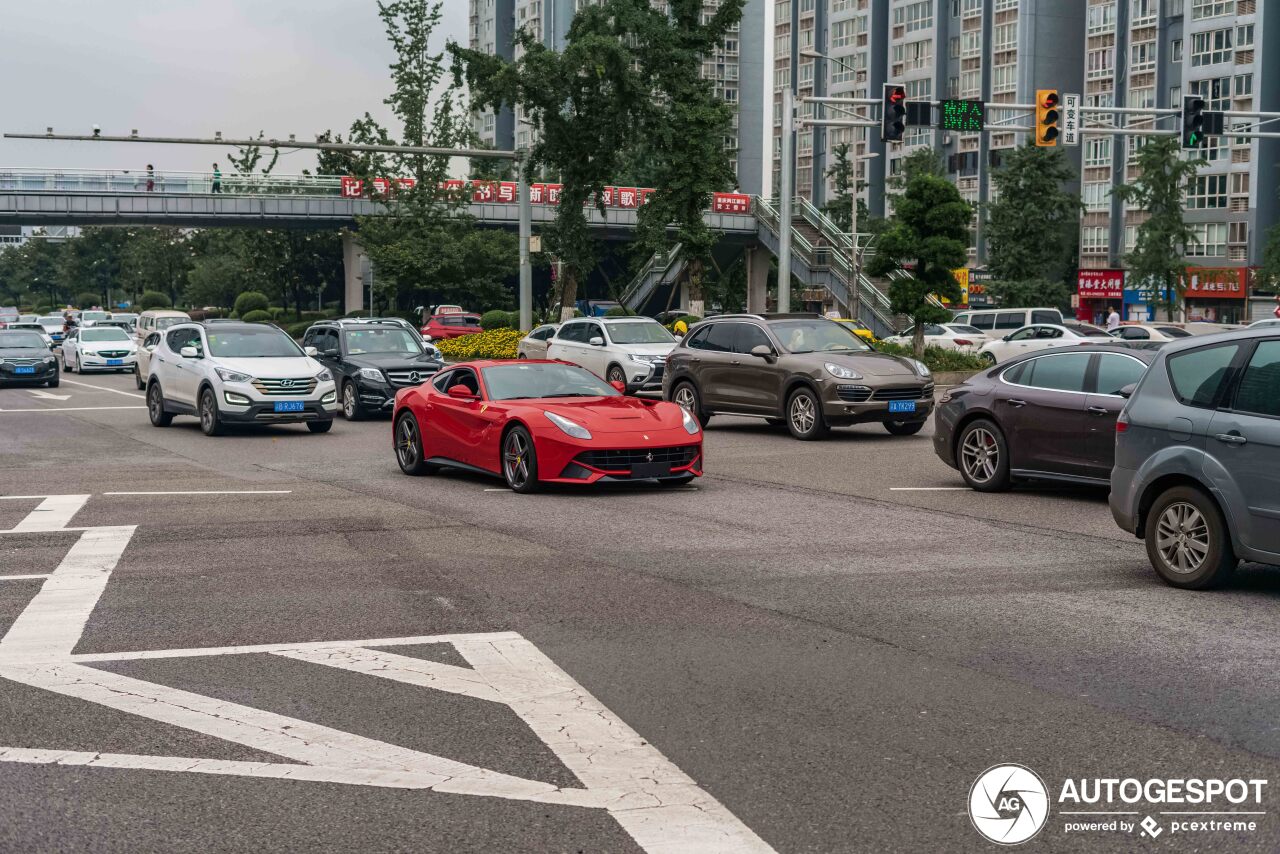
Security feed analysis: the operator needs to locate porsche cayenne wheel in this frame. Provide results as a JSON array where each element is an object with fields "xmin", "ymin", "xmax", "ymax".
[
  {"xmin": 394, "ymin": 413, "xmax": 434, "ymax": 475},
  {"xmin": 502, "ymin": 426, "xmax": 541, "ymax": 493},
  {"xmin": 957, "ymin": 419, "xmax": 1010, "ymax": 492},
  {"xmin": 147, "ymin": 382, "xmax": 173, "ymax": 427},
  {"xmin": 672, "ymin": 382, "xmax": 711, "ymax": 427},
  {"xmin": 786, "ymin": 387, "xmax": 828, "ymax": 440}
]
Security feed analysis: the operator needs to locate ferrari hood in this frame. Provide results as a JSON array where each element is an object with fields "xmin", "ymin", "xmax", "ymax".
[{"xmin": 535, "ymin": 396, "xmax": 685, "ymax": 434}]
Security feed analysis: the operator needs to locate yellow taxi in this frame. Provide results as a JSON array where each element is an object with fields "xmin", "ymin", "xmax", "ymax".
[{"xmin": 832, "ymin": 318, "xmax": 878, "ymax": 344}]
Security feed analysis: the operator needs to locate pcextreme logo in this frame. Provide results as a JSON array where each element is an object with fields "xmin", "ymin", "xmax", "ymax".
[{"xmin": 969, "ymin": 764, "xmax": 1050, "ymax": 845}]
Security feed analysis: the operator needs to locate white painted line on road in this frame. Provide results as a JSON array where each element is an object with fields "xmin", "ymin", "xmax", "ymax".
[
  {"xmin": 483, "ymin": 488, "xmax": 509, "ymax": 492},
  {"xmin": 889, "ymin": 487, "xmax": 970, "ymax": 491},
  {"xmin": 0, "ymin": 405, "xmax": 146, "ymax": 413},
  {"xmin": 69, "ymin": 631, "xmax": 525, "ymax": 663},
  {"xmin": 58, "ymin": 378, "xmax": 146, "ymax": 399},
  {"xmin": 7, "ymin": 495, "xmax": 90, "ymax": 533},
  {"xmin": 27, "ymin": 389, "xmax": 71, "ymax": 401},
  {"xmin": 278, "ymin": 647, "xmax": 504, "ymax": 703},
  {"xmin": 0, "ymin": 575, "xmax": 50, "ymax": 582},
  {"xmin": 102, "ymin": 490, "xmax": 294, "ymax": 496}
]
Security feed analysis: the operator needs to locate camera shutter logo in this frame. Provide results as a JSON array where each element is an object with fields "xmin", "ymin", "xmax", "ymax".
[{"xmin": 969, "ymin": 764, "xmax": 1050, "ymax": 845}]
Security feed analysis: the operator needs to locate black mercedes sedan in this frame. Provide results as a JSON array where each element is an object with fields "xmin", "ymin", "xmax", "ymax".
[
  {"xmin": 933, "ymin": 344, "xmax": 1159, "ymax": 491},
  {"xmin": 0, "ymin": 330, "xmax": 60, "ymax": 388}
]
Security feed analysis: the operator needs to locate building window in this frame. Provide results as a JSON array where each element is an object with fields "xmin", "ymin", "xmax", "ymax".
[
  {"xmin": 1087, "ymin": 48, "xmax": 1115, "ymax": 80},
  {"xmin": 1235, "ymin": 24, "xmax": 1254, "ymax": 49},
  {"xmin": 1187, "ymin": 222, "xmax": 1227, "ymax": 257},
  {"xmin": 1191, "ymin": 28, "xmax": 1233, "ymax": 67},
  {"xmin": 1087, "ymin": 3, "xmax": 1116, "ymax": 35},
  {"xmin": 1234, "ymin": 74, "xmax": 1252, "ymax": 98},
  {"xmin": 992, "ymin": 22, "xmax": 1017, "ymax": 52},
  {"xmin": 1186, "ymin": 174, "xmax": 1228, "ymax": 209},
  {"xmin": 1131, "ymin": 0, "xmax": 1158, "ymax": 23},
  {"xmin": 1130, "ymin": 40, "xmax": 1156, "ymax": 73},
  {"xmin": 1190, "ymin": 77, "xmax": 1231, "ymax": 111},
  {"xmin": 892, "ymin": 39, "xmax": 933, "ymax": 74},
  {"xmin": 830, "ymin": 20, "xmax": 852, "ymax": 49},
  {"xmin": 1083, "ymin": 182, "xmax": 1111, "ymax": 211},
  {"xmin": 893, "ymin": 1, "xmax": 934, "ymax": 33},
  {"xmin": 1170, "ymin": 39, "xmax": 1183, "ymax": 62},
  {"xmin": 1082, "ymin": 227, "xmax": 1110, "ymax": 253},
  {"xmin": 1191, "ymin": 0, "xmax": 1234, "ymax": 19},
  {"xmin": 1085, "ymin": 137, "xmax": 1112, "ymax": 167}
]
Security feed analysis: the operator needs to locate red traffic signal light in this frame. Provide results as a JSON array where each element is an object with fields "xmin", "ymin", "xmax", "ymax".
[
  {"xmin": 1035, "ymin": 88, "xmax": 1060, "ymax": 147},
  {"xmin": 882, "ymin": 84, "xmax": 908, "ymax": 142}
]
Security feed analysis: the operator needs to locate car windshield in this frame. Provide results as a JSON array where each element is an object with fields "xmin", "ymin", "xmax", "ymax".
[
  {"xmin": 37, "ymin": 316, "xmax": 64, "ymax": 326},
  {"xmin": 482, "ymin": 363, "xmax": 619, "ymax": 401},
  {"xmin": 0, "ymin": 332, "xmax": 47, "ymax": 349},
  {"xmin": 948, "ymin": 324, "xmax": 983, "ymax": 335},
  {"xmin": 343, "ymin": 328, "xmax": 421, "ymax": 355},
  {"xmin": 1156, "ymin": 326, "xmax": 1192, "ymax": 338},
  {"xmin": 155, "ymin": 316, "xmax": 187, "ymax": 330},
  {"xmin": 607, "ymin": 321, "xmax": 675, "ymax": 345},
  {"xmin": 1065, "ymin": 322, "xmax": 1109, "ymax": 337},
  {"xmin": 769, "ymin": 319, "xmax": 872, "ymax": 354},
  {"xmin": 206, "ymin": 328, "xmax": 303, "ymax": 358},
  {"xmin": 81, "ymin": 311, "xmax": 109, "ymax": 322},
  {"xmin": 81, "ymin": 328, "xmax": 132, "ymax": 342}
]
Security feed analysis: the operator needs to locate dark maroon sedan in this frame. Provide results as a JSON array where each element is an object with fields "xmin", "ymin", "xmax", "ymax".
[{"xmin": 933, "ymin": 344, "xmax": 1159, "ymax": 491}]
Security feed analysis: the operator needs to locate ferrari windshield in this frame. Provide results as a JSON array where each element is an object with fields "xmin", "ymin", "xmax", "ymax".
[
  {"xmin": 206, "ymin": 328, "xmax": 304, "ymax": 358},
  {"xmin": 482, "ymin": 363, "xmax": 620, "ymax": 401},
  {"xmin": 768, "ymin": 319, "xmax": 872, "ymax": 354},
  {"xmin": 607, "ymin": 321, "xmax": 675, "ymax": 345}
]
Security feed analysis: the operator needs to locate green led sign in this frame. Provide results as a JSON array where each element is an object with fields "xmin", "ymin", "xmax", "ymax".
[{"xmin": 941, "ymin": 99, "xmax": 985, "ymax": 132}]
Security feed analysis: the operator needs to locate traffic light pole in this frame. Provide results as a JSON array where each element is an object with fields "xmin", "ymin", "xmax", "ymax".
[{"xmin": 778, "ymin": 88, "xmax": 794, "ymax": 314}]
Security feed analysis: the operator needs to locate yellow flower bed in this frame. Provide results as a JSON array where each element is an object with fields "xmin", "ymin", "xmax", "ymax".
[{"xmin": 435, "ymin": 328, "xmax": 523, "ymax": 361}]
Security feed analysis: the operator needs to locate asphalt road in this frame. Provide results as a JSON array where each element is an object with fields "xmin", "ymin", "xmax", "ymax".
[{"xmin": 2, "ymin": 370, "xmax": 1279, "ymax": 853}]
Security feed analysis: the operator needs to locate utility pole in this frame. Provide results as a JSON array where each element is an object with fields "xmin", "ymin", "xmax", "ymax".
[
  {"xmin": 517, "ymin": 150, "xmax": 532, "ymax": 332},
  {"xmin": 778, "ymin": 88, "xmax": 793, "ymax": 314}
]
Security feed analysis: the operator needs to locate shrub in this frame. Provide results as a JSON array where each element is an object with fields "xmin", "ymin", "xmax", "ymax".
[
  {"xmin": 506, "ymin": 311, "xmax": 521, "ymax": 329},
  {"xmin": 233, "ymin": 291, "xmax": 270, "ymax": 318},
  {"xmin": 240, "ymin": 309, "xmax": 273, "ymax": 323},
  {"xmin": 268, "ymin": 306, "xmax": 290, "ymax": 320},
  {"xmin": 873, "ymin": 340, "xmax": 987, "ymax": 372},
  {"xmin": 604, "ymin": 306, "xmax": 630, "ymax": 317},
  {"xmin": 285, "ymin": 320, "xmax": 314, "ymax": 339},
  {"xmin": 299, "ymin": 311, "xmax": 327, "ymax": 322},
  {"xmin": 434, "ymin": 329, "xmax": 522, "ymax": 361},
  {"xmin": 75, "ymin": 291, "xmax": 100, "ymax": 309},
  {"xmin": 480, "ymin": 309, "xmax": 513, "ymax": 331},
  {"xmin": 138, "ymin": 290, "xmax": 172, "ymax": 310}
]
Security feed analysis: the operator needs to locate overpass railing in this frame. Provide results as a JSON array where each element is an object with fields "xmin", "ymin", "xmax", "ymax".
[{"xmin": 0, "ymin": 168, "xmax": 344, "ymax": 196}]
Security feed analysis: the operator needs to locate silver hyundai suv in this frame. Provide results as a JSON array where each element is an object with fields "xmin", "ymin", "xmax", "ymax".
[{"xmin": 1111, "ymin": 328, "xmax": 1280, "ymax": 589}]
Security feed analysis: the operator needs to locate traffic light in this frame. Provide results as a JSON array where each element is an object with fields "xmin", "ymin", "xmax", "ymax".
[
  {"xmin": 882, "ymin": 84, "xmax": 907, "ymax": 142},
  {"xmin": 1035, "ymin": 89, "xmax": 1060, "ymax": 147},
  {"xmin": 1183, "ymin": 96, "xmax": 1207, "ymax": 149}
]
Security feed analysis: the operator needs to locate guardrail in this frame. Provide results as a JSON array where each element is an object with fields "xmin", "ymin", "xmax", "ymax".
[{"xmin": 0, "ymin": 168, "xmax": 344, "ymax": 196}]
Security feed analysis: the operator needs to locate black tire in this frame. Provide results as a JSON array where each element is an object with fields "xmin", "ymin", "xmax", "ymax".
[
  {"xmin": 981, "ymin": 351, "xmax": 997, "ymax": 367},
  {"xmin": 1144, "ymin": 486, "xmax": 1237, "ymax": 590},
  {"xmin": 198, "ymin": 387, "xmax": 224, "ymax": 436},
  {"xmin": 134, "ymin": 367, "xmax": 145, "ymax": 390},
  {"xmin": 307, "ymin": 419, "xmax": 334, "ymax": 434},
  {"xmin": 671, "ymin": 381, "xmax": 712, "ymax": 427},
  {"xmin": 502, "ymin": 425, "xmax": 541, "ymax": 493},
  {"xmin": 956, "ymin": 418, "xmax": 1011, "ymax": 492},
  {"xmin": 393, "ymin": 412, "xmax": 436, "ymax": 475},
  {"xmin": 657, "ymin": 473, "xmax": 696, "ymax": 487},
  {"xmin": 606, "ymin": 364, "xmax": 628, "ymax": 390},
  {"xmin": 785, "ymin": 386, "xmax": 829, "ymax": 440},
  {"xmin": 341, "ymin": 381, "xmax": 365, "ymax": 421},
  {"xmin": 46, "ymin": 373, "xmax": 60, "ymax": 389},
  {"xmin": 147, "ymin": 382, "xmax": 173, "ymax": 427},
  {"xmin": 884, "ymin": 419, "xmax": 925, "ymax": 436}
]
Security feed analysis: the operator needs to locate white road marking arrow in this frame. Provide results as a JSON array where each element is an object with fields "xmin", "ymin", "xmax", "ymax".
[{"xmin": 27, "ymin": 389, "xmax": 71, "ymax": 401}]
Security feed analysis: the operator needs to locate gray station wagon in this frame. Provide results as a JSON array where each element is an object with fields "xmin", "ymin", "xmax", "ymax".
[{"xmin": 1111, "ymin": 328, "xmax": 1280, "ymax": 589}]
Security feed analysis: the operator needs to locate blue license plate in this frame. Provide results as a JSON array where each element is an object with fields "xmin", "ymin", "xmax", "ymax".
[
  {"xmin": 106, "ymin": 359, "xmax": 124, "ymax": 366},
  {"xmin": 14, "ymin": 366, "xmax": 35, "ymax": 375},
  {"xmin": 274, "ymin": 400, "xmax": 305, "ymax": 413},
  {"xmin": 888, "ymin": 400, "xmax": 917, "ymax": 413}
]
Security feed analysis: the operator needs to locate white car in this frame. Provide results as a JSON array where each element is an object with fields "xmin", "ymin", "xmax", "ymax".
[
  {"xmin": 61, "ymin": 326, "xmax": 138, "ymax": 373},
  {"xmin": 36, "ymin": 314, "xmax": 69, "ymax": 344},
  {"xmin": 5, "ymin": 322, "xmax": 54, "ymax": 349},
  {"xmin": 546, "ymin": 316, "xmax": 677, "ymax": 392},
  {"xmin": 1248, "ymin": 318, "xmax": 1280, "ymax": 329},
  {"xmin": 976, "ymin": 322, "xmax": 1113, "ymax": 365},
  {"xmin": 78, "ymin": 310, "xmax": 111, "ymax": 328},
  {"xmin": 882, "ymin": 323, "xmax": 988, "ymax": 353},
  {"xmin": 145, "ymin": 320, "xmax": 337, "ymax": 435},
  {"xmin": 518, "ymin": 323, "xmax": 560, "ymax": 359},
  {"xmin": 1108, "ymin": 324, "xmax": 1194, "ymax": 342}
]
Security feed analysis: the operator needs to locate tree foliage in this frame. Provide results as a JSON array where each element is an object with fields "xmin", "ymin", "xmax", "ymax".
[
  {"xmin": 822, "ymin": 143, "xmax": 871, "ymax": 234},
  {"xmin": 1111, "ymin": 137, "xmax": 1203, "ymax": 320},
  {"xmin": 985, "ymin": 143, "xmax": 1082, "ymax": 286},
  {"xmin": 984, "ymin": 278, "xmax": 1071, "ymax": 312},
  {"xmin": 866, "ymin": 173, "xmax": 971, "ymax": 356}
]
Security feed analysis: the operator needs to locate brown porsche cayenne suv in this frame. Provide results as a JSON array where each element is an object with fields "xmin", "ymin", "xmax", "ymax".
[{"xmin": 662, "ymin": 314, "xmax": 935, "ymax": 440}]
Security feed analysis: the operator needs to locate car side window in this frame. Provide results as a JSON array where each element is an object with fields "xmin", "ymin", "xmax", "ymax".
[
  {"xmin": 996, "ymin": 312, "xmax": 1025, "ymax": 330},
  {"xmin": 556, "ymin": 324, "xmax": 580, "ymax": 343},
  {"xmin": 1007, "ymin": 327, "xmax": 1036, "ymax": 342},
  {"xmin": 534, "ymin": 327, "xmax": 554, "ymax": 341},
  {"xmin": 585, "ymin": 323, "xmax": 604, "ymax": 342},
  {"xmin": 971, "ymin": 314, "xmax": 995, "ymax": 331},
  {"xmin": 1167, "ymin": 343, "xmax": 1242, "ymax": 409},
  {"xmin": 1232, "ymin": 340, "xmax": 1280, "ymax": 418},
  {"xmin": 1095, "ymin": 354, "xmax": 1147, "ymax": 396},
  {"xmin": 923, "ymin": 324, "xmax": 948, "ymax": 336},
  {"xmin": 684, "ymin": 326, "xmax": 711, "ymax": 350},
  {"xmin": 1023, "ymin": 353, "xmax": 1091, "ymax": 392},
  {"xmin": 144, "ymin": 333, "xmax": 161, "ymax": 349},
  {"xmin": 445, "ymin": 368, "xmax": 480, "ymax": 395},
  {"xmin": 703, "ymin": 323, "xmax": 736, "ymax": 353},
  {"xmin": 431, "ymin": 370, "xmax": 453, "ymax": 392},
  {"xmin": 1120, "ymin": 327, "xmax": 1149, "ymax": 340},
  {"xmin": 1035, "ymin": 327, "xmax": 1062, "ymax": 340},
  {"xmin": 1002, "ymin": 361, "xmax": 1030, "ymax": 385},
  {"xmin": 166, "ymin": 328, "xmax": 201, "ymax": 353},
  {"xmin": 1031, "ymin": 310, "xmax": 1061, "ymax": 325},
  {"xmin": 735, "ymin": 324, "xmax": 772, "ymax": 354},
  {"xmin": 952, "ymin": 314, "xmax": 970, "ymax": 326}
]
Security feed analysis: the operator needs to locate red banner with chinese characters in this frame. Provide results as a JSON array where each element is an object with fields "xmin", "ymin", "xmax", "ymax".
[
  {"xmin": 1077, "ymin": 269, "xmax": 1125, "ymax": 299},
  {"xmin": 1184, "ymin": 267, "xmax": 1248, "ymax": 300},
  {"xmin": 711, "ymin": 193, "xmax": 751, "ymax": 214},
  {"xmin": 340, "ymin": 177, "xmax": 363, "ymax": 198}
]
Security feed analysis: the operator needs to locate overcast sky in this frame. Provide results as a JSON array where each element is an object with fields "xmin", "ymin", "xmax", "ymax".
[{"xmin": 0, "ymin": 1, "xmax": 468, "ymax": 176}]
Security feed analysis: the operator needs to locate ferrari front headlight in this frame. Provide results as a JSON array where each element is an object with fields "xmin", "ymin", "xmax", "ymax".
[
  {"xmin": 681, "ymin": 406, "xmax": 700, "ymax": 435},
  {"xmin": 544, "ymin": 411, "xmax": 592, "ymax": 440}
]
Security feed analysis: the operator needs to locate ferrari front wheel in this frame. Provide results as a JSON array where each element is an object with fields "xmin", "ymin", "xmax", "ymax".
[
  {"xmin": 394, "ymin": 412, "xmax": 436, "ymax": 476},
  {"xmin": 502, "ymin": 426, "xmax": 541, "ymax": 493}
]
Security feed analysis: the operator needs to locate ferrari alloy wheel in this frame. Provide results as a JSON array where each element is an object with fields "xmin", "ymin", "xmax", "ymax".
[
  {"xmin": 147, "ymin": 382, "xmax": 173, "ymax": 427},
  {"xmin": 786, "ymin": 387, "xmax": 828, "ymax": 440},
  {"xmin": 394, "ymin": 413, "xmax": 434, "ymax": 475},
  {"xmin": 957, "ymin": 419, "xmax": 1010, "ymax": 492},
  {"xmin": 502, "ymin": 426, "xmax": 541, "ymax": 493}
]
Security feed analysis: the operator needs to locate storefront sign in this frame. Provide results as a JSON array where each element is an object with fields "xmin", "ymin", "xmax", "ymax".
[
  {"xmin": 1184, "ymin": 268, "xmax": 1248, "ymax": 300},
  {"xmin": 1077, "ymin": 269, "xmax": 1125, "ymax": 299}
]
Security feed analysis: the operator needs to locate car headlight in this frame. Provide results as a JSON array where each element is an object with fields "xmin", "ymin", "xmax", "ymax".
[
  {"xmin": 909, "ymin": 359, "xmax": 932, "ymax": 378},
  {"xmin": 45, "ymin": 356, "xmax": 56, "ymax": 364},
  {"xmin": 356, "ymin": 367, "xmax": 383, "ymax": 382},
  {"xmin": 544, "ymin": 410, "xmax": 592, "ymax": 440},
  {"xmin": 629, "ymin": 354, "xmax": 657, "ymax": 364},
  {"xmin": 316, "ymin": 368, "xmax": 334, "ymax": 382},
  {"xmin": 681, "ymin": 406, "xmax": 700, "ymax": 435},
  {"xmin": 215, "ymin": 367, "xmax": 253, "ymax": 383},
  {"xmin": 825, "ymin": 362, "xmax": 861, "ymax": 380}
]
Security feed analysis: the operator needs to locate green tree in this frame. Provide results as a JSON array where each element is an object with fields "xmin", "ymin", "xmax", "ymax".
[
  {"xmin": 985, "ymin": 278, "xmax": 1071, "ymax": 312},
  {"xmin": 138, "ymin": 290, "xmax": 172, "ymax": 310},
  {"xmin": 985, "ymin": 143, "xmax": 1082, "ymax": 287},
  {"xmin": 822, "ymin": 143, "xmax": 870, "ymax": 234},
  {"xmin": 1111, "ymin": 137, "xmax": 1203, "ymax": 320},
  {"xmin": 866, "ymin": 173, "xmax": 971, "ymax": 356},
  {"xmin": 60, "ymin": 228, "xmax": 131, "ymax": 307},
  {"xmin": 626, "ymin": 0, "xmax": 745, "ymax": 319},
  {"xmin": 120, "ymin": 228, "xmax": 193, "ymax": 307},
  {"xmin": 452, "ymin": 2, "xmax": 640, "ymax": 320}
]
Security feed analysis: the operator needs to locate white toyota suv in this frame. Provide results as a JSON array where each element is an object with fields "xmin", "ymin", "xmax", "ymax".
[
  {"xmin": 545, "ymin": 316, "xmax": 677, "ymax": 393},
  {"xmin": 145, "ymin": 320, "xmax": 337, "ymax": 436}
]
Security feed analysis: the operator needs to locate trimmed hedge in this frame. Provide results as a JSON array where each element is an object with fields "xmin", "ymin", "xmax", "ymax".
[
  {"xmin": 285, "ymin": 321, "xmax": 314, "ymax": 339},
  {"xmin": 240, "ymin": 309, "xmax": 273, "ymax": 323},
  {"xmin": 479, "ymin": 309, "xmax": 513, "ymax": 331},
  {"xmin": 75, "ymin": 292, "xmax": 100, "ymax": 309},
  {"xmin": 138, "ymin": 291, "xmax": 172, "ymax": 310},
  {"xmin": 873, "ymin": 340, "xmax": 987, "ymax": 372},
  {"xmin": 435, "ymin": 329, "xmax": 522, "ymax": 361},
  {"xmin": 233, "ymin": 291, "xmax": 270, "ymax": 318}
]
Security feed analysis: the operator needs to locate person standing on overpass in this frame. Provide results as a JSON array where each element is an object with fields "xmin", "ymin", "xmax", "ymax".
[{"xmin": 211, "ymin": 163, "xmax": 222, "ymax": 194}]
